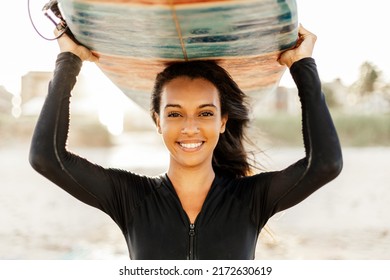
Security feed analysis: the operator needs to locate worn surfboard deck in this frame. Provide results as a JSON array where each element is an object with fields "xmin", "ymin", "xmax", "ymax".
[{"xmin": 58, "ymin": 0, "xmax": 298, "ymax": 109}]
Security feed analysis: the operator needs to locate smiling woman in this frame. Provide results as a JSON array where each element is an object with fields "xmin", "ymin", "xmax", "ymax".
[
  {"xmin": 151, "ymin": 61, "xmax": 248, "ymax": 179},
  {"xmin": 156, "ymin": 76, "xmax": 227, "ymax": 171},
  {"xmin": 29, "ymin": 24, "xmax": 343, "ymax": 259}
]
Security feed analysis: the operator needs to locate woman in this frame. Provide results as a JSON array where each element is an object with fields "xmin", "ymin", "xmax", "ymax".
[{"xmin": 29, "ymin": 25, "xmax": 342, "ymax": 259}]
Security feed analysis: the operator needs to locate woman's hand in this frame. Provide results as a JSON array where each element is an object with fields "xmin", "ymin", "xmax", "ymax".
[
  {"xmin": 54, "ymin": 28, "xmax": 99, "ymax": 63},
  {"xmin": 278, "ymin": 24, "xmax": 317, "ymax": 68}
]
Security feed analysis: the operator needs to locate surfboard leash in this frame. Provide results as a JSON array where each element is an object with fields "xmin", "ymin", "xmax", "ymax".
[
  {"xmin": 29, "ymin": 0, "xmax": 81, "ymax": 45},
  {"xmin": 27, "ymin": 0, "xmax": 67, "ymax": 41}
]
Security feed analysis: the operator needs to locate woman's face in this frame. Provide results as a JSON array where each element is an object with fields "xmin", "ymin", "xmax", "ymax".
[{"xmin": 155, "ymin": 76, "xmax": 228, "ymax": 171}]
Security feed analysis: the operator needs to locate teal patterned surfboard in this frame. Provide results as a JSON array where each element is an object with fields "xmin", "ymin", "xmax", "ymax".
[{"xmin": 58, "ymin": 0, "xmax": 298, "ymax": 109}]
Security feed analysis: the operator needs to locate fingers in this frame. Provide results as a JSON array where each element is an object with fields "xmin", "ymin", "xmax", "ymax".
[
  {"xmin": 76, "ymin": 46, "xmax": 100, "ymax": 63},
  {"xmin": 298, "ymin": 24, "xmax": 310, "ymax": 36},
  {"xmin": 86, "ymin": 52, "xmax": 100, "ymax": 63},
  {"xmin": 298, "ymin": 24, "xmax": 317, "ymax": 43},
  {"xmin": 53, "ymin": 28, "xmax": 61, "ymax": 38}
]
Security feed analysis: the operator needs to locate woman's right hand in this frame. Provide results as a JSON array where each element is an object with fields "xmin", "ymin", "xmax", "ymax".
[
  {"xmin": 278, "ymin": 24, "xmax": 317, "ymax": 68},
  {"xmin": 54, "ymin": 28, "xmax": 99, "ymax": 62}
]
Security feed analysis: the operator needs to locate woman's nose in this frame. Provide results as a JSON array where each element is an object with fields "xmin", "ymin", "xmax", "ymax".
[{"xmin": 181, "ymin": 117, "xmax": 200, "ymax": 135}]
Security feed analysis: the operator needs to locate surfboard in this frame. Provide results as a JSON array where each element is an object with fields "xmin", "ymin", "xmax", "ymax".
[{"xmin": 57, "ymin": 0, "xmax": 298, "ymax": 110}]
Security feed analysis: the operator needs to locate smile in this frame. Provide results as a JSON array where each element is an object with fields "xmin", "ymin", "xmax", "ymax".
[{"xmin": 178, "ymin": 142, "xmax": 204, "ymax": 150}]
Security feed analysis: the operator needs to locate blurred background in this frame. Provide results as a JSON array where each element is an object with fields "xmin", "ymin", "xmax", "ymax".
[{"xmin": 1, "ymin": 0, "xmax": 389, "ymax": 259}]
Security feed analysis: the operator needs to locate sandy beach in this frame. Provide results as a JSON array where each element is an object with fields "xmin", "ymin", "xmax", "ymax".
[{"xmin": 1, "ymin": 132, "xmax": 389, "ymax": 260}]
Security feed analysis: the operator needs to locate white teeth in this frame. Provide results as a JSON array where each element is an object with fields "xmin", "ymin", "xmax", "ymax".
[{"xmin": 180, "ymin": 142, "xmax": 202, "ymax": 149}]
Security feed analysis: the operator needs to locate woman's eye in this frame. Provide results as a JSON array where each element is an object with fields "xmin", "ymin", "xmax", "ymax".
[
  {"xmin": 200, "ymin": 111, "xmax": 214, "ymax": 117},
  {"xmin": 167, "ymin": 112, "xmax": 182, "ymax": 118}
]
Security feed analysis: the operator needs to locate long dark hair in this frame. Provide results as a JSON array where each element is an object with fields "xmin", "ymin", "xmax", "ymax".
[{"xmin": 150, "ymin": 60, "xmax": 255, "ymax": 178}]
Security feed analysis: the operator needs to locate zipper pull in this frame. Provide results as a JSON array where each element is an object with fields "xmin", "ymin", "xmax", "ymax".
[
  {"xmin": 189, "ymin": 223, "xmax": 195, "ymax": 237},
  {"xmin": 188, "ymin": 223, "xmax": 196, "ymax": 260}
]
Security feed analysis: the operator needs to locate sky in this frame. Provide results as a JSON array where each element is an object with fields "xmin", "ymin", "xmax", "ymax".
[{"xmin": 1, "ymin": 0, "xmax": 389, "ymax": 95}]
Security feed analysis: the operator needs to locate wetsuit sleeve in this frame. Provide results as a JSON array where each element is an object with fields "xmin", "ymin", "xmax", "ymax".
[
  {"xmin": 28, "ymin": 52, "xmax": 142, "ymax": 223},
  {"xmin": 255, "ymin": 58, "xmax": 343, "ymax": 219}
]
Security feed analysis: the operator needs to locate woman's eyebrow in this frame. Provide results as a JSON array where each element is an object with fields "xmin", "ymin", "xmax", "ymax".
[
  {"xmin": 164, "ymin": 103, "xmax": 217, "ymax": 109},
  {"xmin": 198, "ymin": 103, "xmax": 217, "ymax": 109},
  {"xmin": 164, "ymin": 104, "xmax": 182, "ymax": 109}
]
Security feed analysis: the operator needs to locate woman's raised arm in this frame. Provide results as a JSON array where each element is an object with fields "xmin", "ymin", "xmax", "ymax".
[
  {"xmin": 263, "ymin": 25, "xmax": 343, "ymax": 215},
  {"xmin": 29, "ymin": 32, "xmax": 119, "ymax": 210}
]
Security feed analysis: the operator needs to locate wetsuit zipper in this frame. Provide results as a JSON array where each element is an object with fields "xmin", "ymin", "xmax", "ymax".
[
  {"xmin": 188, "ymin": 223, "xmax": 196, "ymax": 260},
  {"xmin": 162, "ymin": 174, "xmax": 218, "ymax": 260}
]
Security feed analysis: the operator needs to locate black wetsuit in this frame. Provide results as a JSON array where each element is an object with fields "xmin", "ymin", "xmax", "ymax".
[{"xmin": 29, "ymin": 52, "xmax": 342, "ymax": 260}]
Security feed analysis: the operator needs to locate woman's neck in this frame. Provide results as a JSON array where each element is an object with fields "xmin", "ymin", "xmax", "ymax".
[
  {"xmin": 167, "ymin": 164, "xmax": 215, "ymax": 223},
  {"xmin": 167, "ymin": 164, "xmax": 215, "ymax": 194}
]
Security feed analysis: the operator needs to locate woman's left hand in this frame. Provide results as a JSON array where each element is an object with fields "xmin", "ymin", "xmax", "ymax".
[
  {"xmin": 278, "ymin": 24, "xmax": 317, "ymax": 68},
  {"xmin": 54, "ymin": 28, "xmax": 99, "ymax": 63}
]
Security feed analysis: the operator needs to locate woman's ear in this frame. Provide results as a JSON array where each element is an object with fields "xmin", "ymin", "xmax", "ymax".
[
  {"xmin": 154, "ymin": 112, "xmax": 162, "ymax": 134},
  {"xmin": 220, "ymin": 114, "xmax": 228, "ymax": 133}
]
